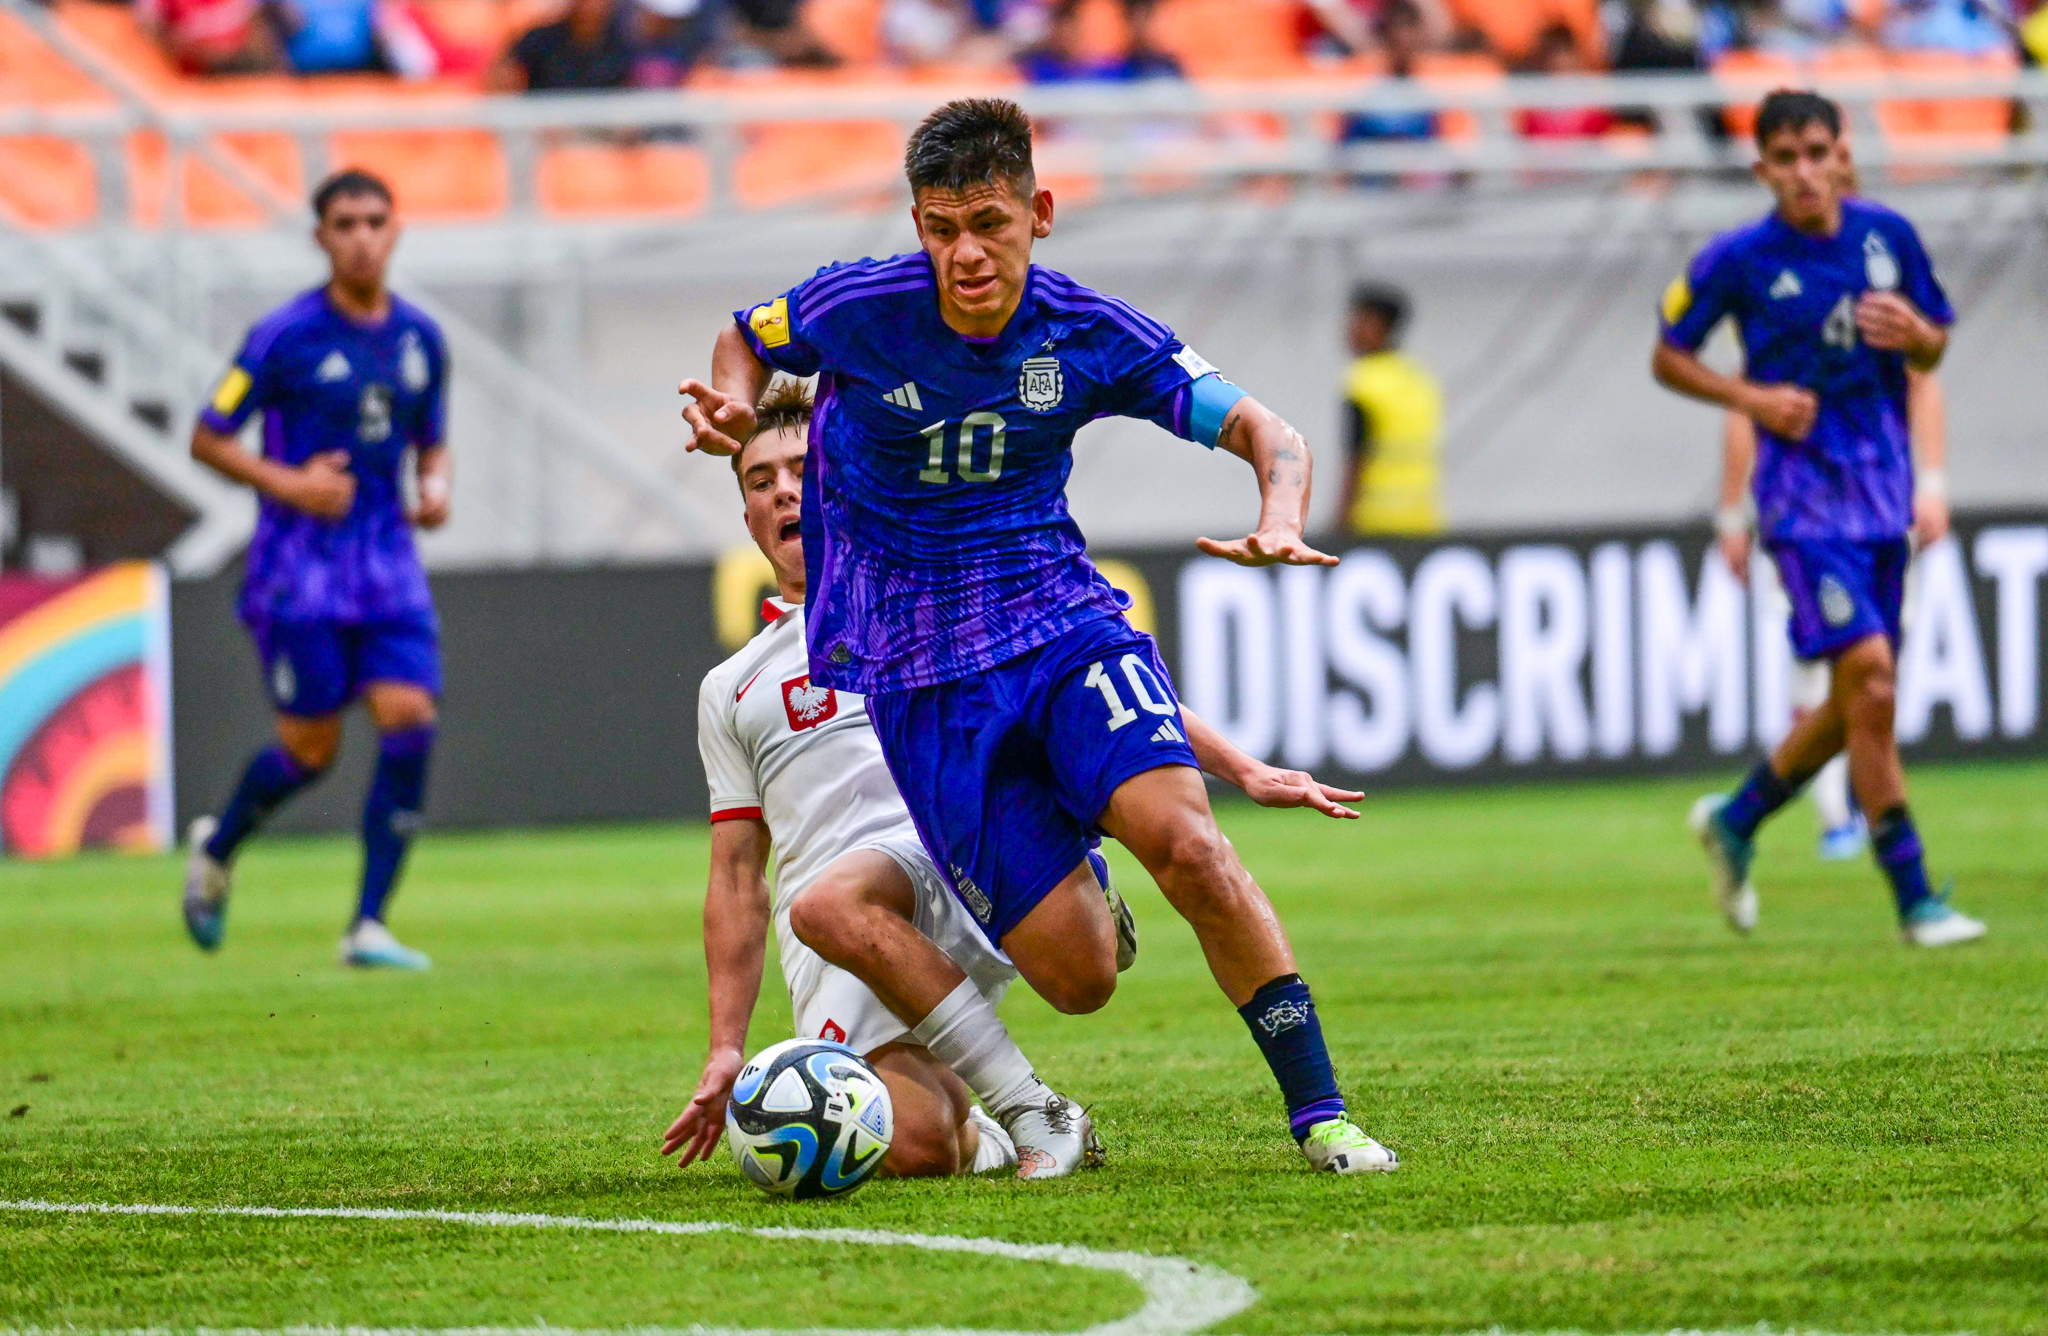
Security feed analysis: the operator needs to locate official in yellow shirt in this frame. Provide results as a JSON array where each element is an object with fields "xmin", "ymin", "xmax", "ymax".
[{"xmin": 1339, "ymin": 283, "xmax": 1445, "ymax": 536}]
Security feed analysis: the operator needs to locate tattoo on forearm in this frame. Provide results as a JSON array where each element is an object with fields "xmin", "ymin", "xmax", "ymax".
[{"xmin": 1264, "ymin": 427, "xmax": 1309, "ymax": 490}]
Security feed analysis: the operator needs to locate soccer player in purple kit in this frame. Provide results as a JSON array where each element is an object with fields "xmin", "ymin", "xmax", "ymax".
[
  {"xmin": 1652, "ymin": 90, "xmax": 1985, "ymax": 948},
  {"xmin": 181, "ymin": 168, "xmax": 452, "ymax": 970},
  {"xmin": 679, "ymin": 99, "xmax": 1398, "ymax": 1175}
]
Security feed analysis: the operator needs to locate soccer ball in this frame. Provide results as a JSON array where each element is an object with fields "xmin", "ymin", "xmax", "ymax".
[{"xmin": 726, "ymin": 1038, "xmax": 893, "ymax": 1199}]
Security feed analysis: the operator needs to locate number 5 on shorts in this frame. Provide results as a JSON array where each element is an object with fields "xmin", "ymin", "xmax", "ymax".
[{"xmin": 1084, "ymin": 655, "xmax": 1178, "ymax": 732}]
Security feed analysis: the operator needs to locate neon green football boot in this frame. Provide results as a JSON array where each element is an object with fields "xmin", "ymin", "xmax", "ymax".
[{"xmin": 1299, "ymin": 1118, "xmax": 1399, "ymax": 1174}]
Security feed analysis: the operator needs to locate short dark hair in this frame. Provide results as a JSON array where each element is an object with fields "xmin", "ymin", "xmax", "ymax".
[
  {"xmin": 904, "ymin": 98, "xmax": 1036, "ymax": 200},
  {"xmin": 733, "ymin": 381, "xmax": 814, "ymax": 483},
  {"xmin": 1350, "ymin": 282, "xmax": 1411, "ymax": 335},
  {"xmin": 1755, "ymin": 90, "xmax": 1841, "ymax": 150},
  {"xmin": 312, "ymin": 168, "xmax": 393, "ymax": 221}
]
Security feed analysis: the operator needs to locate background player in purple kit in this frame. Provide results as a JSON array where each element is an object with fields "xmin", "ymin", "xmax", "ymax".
[
  {"xmin": 1651, "ymin": 90, "xmax": 1984, "ymax": 948},
  {"xmin": 680, "ymin": 98, "xmax": 1398, "ymax": 1174},
  {"xmin": 181, "ymin": 168, "xmax": 452, "ymax": 971}
]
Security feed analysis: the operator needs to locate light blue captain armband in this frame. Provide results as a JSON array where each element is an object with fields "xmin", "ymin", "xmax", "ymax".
[{"xmin": 1187, "ymin": 374, "xmax": 1248, "ymax": 450}]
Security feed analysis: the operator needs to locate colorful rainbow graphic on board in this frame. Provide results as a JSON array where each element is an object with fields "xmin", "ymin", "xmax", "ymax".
[{"xmin": 0, "ymin": 563, "xmax": 173, "ymax": 858}]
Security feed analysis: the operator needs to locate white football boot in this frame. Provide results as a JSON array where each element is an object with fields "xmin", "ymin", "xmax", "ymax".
[
  {"xmin": 1900, "ymin": 889, "xmax": 1987, "ymax": 949},
  {"xmin": 999, "ymin": 1093, "xmax": 1104, "ymax": 1180},
  {"xmin": 1299, "ymin": 1118, "xmax": 1400, "ymax": 1174},
  {"xmin": 181, "ymin": 816, "xmax": 232, "ymax": 952},
  {"xmin": 338, "ymin": 919, "xmax": 433, "ymax": 970},
  {"xmin": 1689, "ymin": 794, "xmax": 1759, "ymax": 935},
  {"xmin": 966, "ymin": 1106, "xmax": 1018, "ymax": 1173}
]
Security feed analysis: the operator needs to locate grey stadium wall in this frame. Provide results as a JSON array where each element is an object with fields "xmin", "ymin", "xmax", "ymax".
[{"xmin": 171, "ymin": 510, "xmax": 2048, "ymax": 833}]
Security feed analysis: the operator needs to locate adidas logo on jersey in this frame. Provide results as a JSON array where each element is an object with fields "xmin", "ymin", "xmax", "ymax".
[
  {"xmin": 1151, "ymin": 720, "xmax": 1184, "ymax": 745},
  {"xmin": 315, "ymin": 350, "xmax": 352, "ymax": 382},
  {"xmin": 883, "ymin": 382, "xmax": 923, "ymax": 410},
  {"xmin": 1770, "ymin": 269, "xmax": 1803, "ymax": 300}
]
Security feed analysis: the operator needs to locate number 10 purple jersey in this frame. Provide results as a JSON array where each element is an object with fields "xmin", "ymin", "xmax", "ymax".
[{"xmin": 735, "ymin": 252, "xmax": 1245, "ymax": 696}]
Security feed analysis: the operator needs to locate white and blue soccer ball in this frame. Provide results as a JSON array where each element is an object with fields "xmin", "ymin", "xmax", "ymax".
[{"xmin": 726, "ymin": 1038, "xmax": 893, "ymax": 1199}]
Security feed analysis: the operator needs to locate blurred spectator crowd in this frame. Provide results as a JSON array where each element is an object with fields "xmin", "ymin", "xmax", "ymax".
[{"xmin": 89, "ymin": 0, "xmax": 2048, "ymax": 88}]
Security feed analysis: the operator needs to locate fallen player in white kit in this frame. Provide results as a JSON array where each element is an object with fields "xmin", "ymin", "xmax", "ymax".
[{"xmin": 661, "ymin": 383, "xmax": 1368, "ymax": 1180}]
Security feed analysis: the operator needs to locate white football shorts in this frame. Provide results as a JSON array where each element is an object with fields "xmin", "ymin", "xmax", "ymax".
[{"xmin": 775, "ymin": 831, "xmax": 1015, "ymax": 1058}]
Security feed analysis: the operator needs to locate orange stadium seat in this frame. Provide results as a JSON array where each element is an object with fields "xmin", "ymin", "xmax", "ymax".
[
  {"xmin": 1810, "ymin": 44, "xmax": 1885, "ymax": 85},
  {"xmin": 1417, "ymin": 51, "xmax": 1503, "ymax": 141},
  {"xmin": 0, "ymin": 8, "xmax": 114, "ymax": 106},
  {"xmin": 1447, "ymin": 0, "xmax": 1600, "ymax": 65},
  {"xmin": 806, "ymin": 0, "xmax": 884, "ymax": 65},
  {"xmin": 903, "ymin": 61, "xmax": 1020, "ymax": 88},
  {"xmin": 1150, "ymin": 0, "xmax": 1305, "ymax": 78},
  {"xmin": 538, "ymin": 139, "xmax": 709, "ymax": 216},
  {"xmin": 125, "ymin": 129, "xmax": 302, "ymax": 227},
  {"xmin": 733, "ymin": 116, "xmax": 900, "ymax": 208},
  {"xmin": 1072, "ymin": 0, "xmax": 1135, "ymax": 62},
  {"xmin": 1712, "ymin": 49, "xmax": 1804, "ymax": 139},
  {"xmin": 0, "ymin": 135, "xmax": 98, "ymax": 227},
  {"xmin": 1878, "ymin": 49, "xmax": 2013, "ymax": 148},
  {"xmin": 53, "ymin": 0, "xmax": 189, "ymax": 96},
  {"xmin": 330, "ymin": 128, "xmax": 508, "ymax": 219}
]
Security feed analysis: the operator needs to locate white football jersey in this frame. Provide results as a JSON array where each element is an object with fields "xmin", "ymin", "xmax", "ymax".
[{"xmin": 697, "ymin": 598, "xmax": 921, "ymax": 909}]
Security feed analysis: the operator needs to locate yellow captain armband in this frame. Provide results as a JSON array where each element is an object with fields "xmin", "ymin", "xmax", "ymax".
[
  {"xmin": 748, "ymin": 297, "xmax": 792, "ymax": 350},
  {"xmin": 210, "ymin": 367, "xmax": 252, "ymax": 416},
  {"xmin": 1660, "ymin": 275, "xmax": 1692, "ymax": 326}
]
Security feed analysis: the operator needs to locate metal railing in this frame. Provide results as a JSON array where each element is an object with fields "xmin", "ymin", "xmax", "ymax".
[{"xmin": 2, "ymin": 0, "xmax": 720, "ymax": 559}]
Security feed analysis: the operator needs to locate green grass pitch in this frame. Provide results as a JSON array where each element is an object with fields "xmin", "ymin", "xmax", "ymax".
[{"xmin": 4, "ymin": 761, "xmax": 2046, "ymax": 1334}]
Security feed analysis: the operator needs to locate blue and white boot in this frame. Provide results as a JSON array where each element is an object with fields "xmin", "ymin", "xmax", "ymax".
[
  {"xmin": 182, "ymin": 816, "xmax": 231, "ymax": 952},
  {"xmin": 1900, "ymin": 888, "xmax": 1987, "ymax": 949},
  {"xmin": 1689, "ymin": 794, "xmax": 1758, "ymax": 935},
  {"xmin": 339, "ymin": 918, "xmax": 432, "ymax": 970},
  {"xmin": 1819, "ymin": 814, "xmax": 1868, "ymax": 862}
]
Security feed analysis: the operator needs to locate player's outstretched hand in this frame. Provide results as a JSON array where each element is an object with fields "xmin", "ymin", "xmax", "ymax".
[
  {"xmin": 1239, "ymin": 762, "xmax": 1362, "ymax": 819},
  {"xmin": 1856, "ymin": 292, "xmax": 1935, "ymax": 356},
  {"xmin": 1742, "ymin": 384, "xmax": 1818, "ymax": 442},
  {"xmin": 290, "ymin": 450, "xmax": 357, "ymax": 520},
  {"xmin": 1196, "ymin": 528, "xmax": 1340, "ymax": 568},
  {"xmin": 679, "ymin": 379, "xmax": 757, "ymax": 457},
  {"xmin": 662, "ymin": 1048, "xmax": 743, "ymax": 1169}
]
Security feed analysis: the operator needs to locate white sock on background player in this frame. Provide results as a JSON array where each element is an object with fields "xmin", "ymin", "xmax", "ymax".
[
  {"xmin": 1811, "ymin": 753, "xmax": 1855, "ymax": 832},
  {"xmin": 911, "ymin": 978, "xmax": 1050, "ymax": 1116}
]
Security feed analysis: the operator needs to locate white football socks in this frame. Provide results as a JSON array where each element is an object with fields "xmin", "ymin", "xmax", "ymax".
[
  {"xmin": 911, "ymin": 978, "xmax": 1048, "ymax": 1117},
  {"xmin": 1812, "ymin": 753, "xmax": 1854, "ymax": 830}
]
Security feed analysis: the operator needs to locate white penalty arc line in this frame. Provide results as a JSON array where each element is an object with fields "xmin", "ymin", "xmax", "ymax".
[{"xmin": 0, "ymin": 1200, "xmax": 1256, "ymax": 1336}]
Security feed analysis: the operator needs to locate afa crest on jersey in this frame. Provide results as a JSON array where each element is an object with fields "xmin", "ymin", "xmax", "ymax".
[
  {"xmin": 1019, "ymin": 355, "xmax": 1063, "ymax": 412},
  {"xmin": 783, "ymin": 675, "xmax": 838, "ymax": 731},
  {"xmin": 1864, "ymin": 232, "xmax": 1900, "ymax": 291},
  {"xmin": 400, "ymin": 330, "xmax": 431, "ymax": 392}
]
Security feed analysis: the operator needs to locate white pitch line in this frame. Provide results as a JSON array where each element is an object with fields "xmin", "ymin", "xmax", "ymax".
[{"xmin": 0, "ymin": 1200, "xmax": 1257, "ymax": 1336}]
